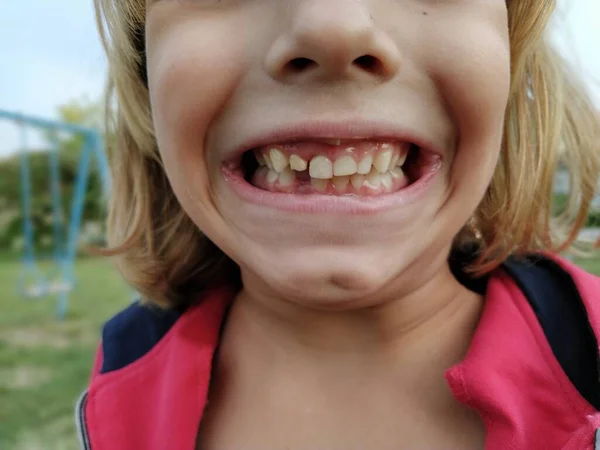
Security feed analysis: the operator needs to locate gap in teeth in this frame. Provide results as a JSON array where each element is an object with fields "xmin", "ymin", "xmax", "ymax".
[{"xmin": 254, "ymin": 142, "xmax": 410, "ymax": 180}]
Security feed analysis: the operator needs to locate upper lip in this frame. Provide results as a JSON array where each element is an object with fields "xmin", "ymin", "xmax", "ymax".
[{"xmin": 226, "ymin": 119, "xmax": 445, "ymax": 162}]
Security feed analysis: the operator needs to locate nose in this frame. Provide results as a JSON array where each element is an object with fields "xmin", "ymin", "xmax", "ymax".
[{"xmin": 265, "ymin": 1, "xmax": 402, "ymax": 82}]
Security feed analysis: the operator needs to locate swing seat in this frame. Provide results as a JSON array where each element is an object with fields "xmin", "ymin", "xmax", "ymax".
[
  {"xmin": 2, "ymin": 110, "xmax": 110, "ymax": 319},
  {"xmin": 24, "ymin": 284, "xmax": 47, "ymax": 298},
  {"xmin": 48, "ymin": 280, "xmax": 73, "ymax": 294}
]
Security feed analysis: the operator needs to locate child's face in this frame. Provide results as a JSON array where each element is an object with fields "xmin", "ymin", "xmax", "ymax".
[{"xmin": 146, "ymin": 0, "xmax": 510, "ymax": 305}]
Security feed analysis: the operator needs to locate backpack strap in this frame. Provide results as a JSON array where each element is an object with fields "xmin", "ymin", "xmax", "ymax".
[
  {"xmin": 503, "ymin": 255, "xmax": 600, "ymax": 410},
  {"xmin": 100, "ymin": 301, "xmax": 183, "ymax": 374}
]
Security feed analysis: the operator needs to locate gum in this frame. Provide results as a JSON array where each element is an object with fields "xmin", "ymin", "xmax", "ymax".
[{"xmin": 256, "ymin": 141, "xmax": 410, "ymax": 165}]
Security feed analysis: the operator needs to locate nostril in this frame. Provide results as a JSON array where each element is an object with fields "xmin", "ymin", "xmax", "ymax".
[
  {"xmin": 353, "ymin": 55, "xmax": 380, "ymax": 73},
  {"xmin": 287, "ymin": 57, "xmax": 316, "ymax": 72}
]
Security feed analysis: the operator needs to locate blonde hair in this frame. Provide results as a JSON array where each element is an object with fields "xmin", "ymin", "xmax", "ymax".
[{"xmin": 94, "ymin": 0, "xmax": 600, "ymax": 307}]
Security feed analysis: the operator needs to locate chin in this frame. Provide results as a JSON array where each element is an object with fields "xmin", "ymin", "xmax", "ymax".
[{"xmin": 244, "ymin": 247, "xmax": 420, "ymax": 309}]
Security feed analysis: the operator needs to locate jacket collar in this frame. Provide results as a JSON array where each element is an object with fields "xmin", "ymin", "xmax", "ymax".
[
  {"xmin": 85, "ymin": 258, "xmax": 600, "ymax": 450},
  {"xmin": 446, "ymin": 266, "xmax": 599, "ymax": 449}
]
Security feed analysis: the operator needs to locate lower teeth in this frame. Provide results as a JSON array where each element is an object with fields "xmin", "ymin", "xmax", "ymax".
[
  {"xmin": 245, "ymin": 144, "xmax": 420, "ymax": 195},
  {"xmin": 253, "ymin": 166, "xmax": 407, "ymax": 194}
]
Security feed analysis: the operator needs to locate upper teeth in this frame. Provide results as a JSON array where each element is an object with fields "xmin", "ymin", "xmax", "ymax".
[
  {"xmin": 269, "ymin": 148, "xmax": 289, "ymax": 173},
  {"xmin": 333, "ymin": 155, "xmax": 358, "ymax": 176},
  {"xmin": 309, "ymin": 155, "xmax": 334, "ymax": 179},
  {"xmin": 289, "ymin": 154, "xmax": 308, "ymax": 171},
  {"xmin": 373, "ymin": 150, "xmax": 393, "ymax": 173},
  {"xmin": 256, "ymin": 145, "xmax": 409, "ymax": 179},
  {"xmin": 357, "ymin": 154, "xmax": 373, "ymax": 174}
]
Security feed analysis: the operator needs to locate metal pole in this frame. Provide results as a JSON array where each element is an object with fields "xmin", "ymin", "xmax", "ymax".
[
  {"xmin": 56, "ymin": 133, "xmax": 93, "ymax": 319},
  {"xmin": 49, "ymin": 132, "xmax": 65, "ymax": 263},
  {"xmin": 93, "ymin": 134, "xmax": 111, "ymax": 199},
  {"xmin": 0, "ymin": 110, "xmax": 108, "ymax": 316},
  {"xmin": 0, "ymin": 110, "xmax": 98, "ymax": 136},
  {"xmin": 17, "ymin": 122, "xmax": 46, "ymax": 297},
  {"xmin": 18, "ymin": 123, "xmax": 35, "ymax": 266}
]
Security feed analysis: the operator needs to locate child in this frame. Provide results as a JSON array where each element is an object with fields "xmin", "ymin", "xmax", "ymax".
[{"xmin": 78, "ymin": 0, "xmax": 600, "ymax": 449}]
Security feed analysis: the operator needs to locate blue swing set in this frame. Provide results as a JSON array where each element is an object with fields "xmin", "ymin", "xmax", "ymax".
[{"xmin": 0, "ymin": 110, "xmax": 110, "ymax": 319}]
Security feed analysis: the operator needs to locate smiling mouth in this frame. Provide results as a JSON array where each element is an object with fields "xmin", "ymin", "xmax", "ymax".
[{"xmin": 237, "ymin": 139, "xmax": 434, "ymax": 196}]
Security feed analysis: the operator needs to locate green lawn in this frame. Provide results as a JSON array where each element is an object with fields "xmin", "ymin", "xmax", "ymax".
[
  {"xmin": 0, "ymin": 253, "xmax": 599, "ymax": 449},
  {"xmin": 0, "ymin": 257, "xmax": 130, "ymax": 450},
  {"xmin": 577, "ymin": 254, "xmax": 600, "ymax": 275}
]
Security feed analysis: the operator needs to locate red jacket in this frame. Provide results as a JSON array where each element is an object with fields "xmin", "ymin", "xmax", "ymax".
[{"xmin": 76, "ymin": 254, "xmax": 600, "ymax": 449}]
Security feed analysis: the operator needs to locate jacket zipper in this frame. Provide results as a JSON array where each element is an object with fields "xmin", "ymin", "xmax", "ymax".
[{"xmin": 75, "ymin": 390, "xmax": 92, "ymax": 450}]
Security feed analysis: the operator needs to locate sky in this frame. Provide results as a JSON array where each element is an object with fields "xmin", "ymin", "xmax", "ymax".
[{"xmin": 0, "ymin": 0, "xmax": 599, "ymax": 157}]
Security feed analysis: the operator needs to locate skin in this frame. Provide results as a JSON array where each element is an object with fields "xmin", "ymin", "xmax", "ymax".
[{"xmin": 145, "ymin": 0, "xmax": 511, "ymax": 448}]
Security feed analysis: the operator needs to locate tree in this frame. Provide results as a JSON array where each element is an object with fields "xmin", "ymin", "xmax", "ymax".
[{"xmin": 0, "ymin": 96, "xmax": 109, "ymax": 253}]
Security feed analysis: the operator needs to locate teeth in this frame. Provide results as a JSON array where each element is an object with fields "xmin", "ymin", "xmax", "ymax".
[
  {"xmin": 266, "ymin": 169, "xmax": 279, "ymax": 184},
  {"xmin": 289, "ymin": 154, "xmax": 308, "ymax": 171},
  {"xmin": 390, "ymin": 166, "xmax": 406, "ymax": 180},
  {"xmin": 373, "ymin": 150, "xmax": 393, "ymax": 173},
  {"xmin": 311, "ymin": 178, "xmax": 328, "ymax": 192},
  {"xmin": 278, "ymin": 167, "xmax": 296, "ymax": 186},
  {"xmin": 255, "ymin": 151, "xmax": 267, "ymax": 166},
  {"xmin": 262, "ymin": 151, "xmax": 274, "ymax": 169},
  {"xmin": 366, "ymin": 169, "xmax": 383, "ymax": 189},
  {"xmin": 257, "ymin": 160, "xmax": 405, "ymax": 192},
  {"xmin": 255, "ymin": 166, "xmax": 269, "ymax": 181},
  {"xmin": 309, "ymin": 156, "xmax": 333, "ymax": 179},
  {"xmin": 390, "ymin": 166, "xmax": 402, "ymax": 177},
  {"xmin": 333, "ymin": 155, "xmax": 358, "ymax": 176},
  {"xmin": 350, "ymin": 174, "xmax": 365, "ymax": 189},
  {"xmin": 255, "ymin": 143, "xmax": 411, "ymax": 192},
  {"xmin": 357, "ymin": 155, "xmax": 373, "ymax": 175},
  {"xmin": 397, "ymin": 149, "xmax": 409, "ymax": 166},
  {"xmin": 332, "ymin": 175, "xmax": 350, "ymax": 192},
  {"xmin": 380, "ymin": 172, "xmax": 393, "ymax": 190},
  {"xmin": 269, "ymin": 148, "xmax": 289, "ymax": 173}
]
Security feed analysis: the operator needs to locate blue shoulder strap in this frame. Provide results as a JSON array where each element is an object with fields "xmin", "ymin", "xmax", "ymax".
[
  {"xmin": 100, "ymin": 255, "xmax": 600, "ymax": 411},
  {"xmin": 503, "ymin": 256, "xmax": 600, "ymax": 410},
  {"xmin": 100, "ymin": 301, "xmax": 183, "ymax": 374}
]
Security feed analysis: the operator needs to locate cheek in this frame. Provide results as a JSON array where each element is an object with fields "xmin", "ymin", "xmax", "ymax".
[
  {"xmin": 438, "ymin": 39, "xmax": 511, "ymax": 146},
  {"xmin": 146, "ymin": 16, "xmax": 247, "ymax": 190},
  {"xmin": 426, "ymin": 8, "xmax": 511, "ymax": 195},
  {"xmin": 429, "ymin": 13, "xmax": 511, "ymax": 141},
  {"xmin": 144, "ymin": 14, "xmax": 251, "ymax": 253}
]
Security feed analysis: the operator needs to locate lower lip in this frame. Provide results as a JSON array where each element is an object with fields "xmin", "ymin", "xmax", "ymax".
[{"xmin": 222, "ymin": 163, "xmax": 442, "ymax": 215}]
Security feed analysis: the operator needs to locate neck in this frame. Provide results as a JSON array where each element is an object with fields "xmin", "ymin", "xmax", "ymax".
[{"xmin": 220, "ymin": 260, "xmax": 483, "ymax": 372}]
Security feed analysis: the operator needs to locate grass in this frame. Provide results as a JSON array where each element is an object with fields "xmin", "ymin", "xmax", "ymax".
[
  {"xmin": 0, "ymin": 257, "xmax": 130, "ymax": 450},
  {"xmin": 577, "ymin": 254, "xmax": 600, "ymax": 275},
  {"xmin": 0, "ymin": 252, "xmax": 599, "ymax": 449}
]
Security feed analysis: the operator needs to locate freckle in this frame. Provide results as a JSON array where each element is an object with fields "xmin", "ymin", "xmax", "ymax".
[{"xmin": 422, "ymin": 11, "xmax": 429, "ymax": 16}]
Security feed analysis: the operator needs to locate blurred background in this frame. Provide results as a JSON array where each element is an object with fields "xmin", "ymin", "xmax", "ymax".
[{"xmin": 0, "ymin": 1, "xmax": 599, "ymax": 449}]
